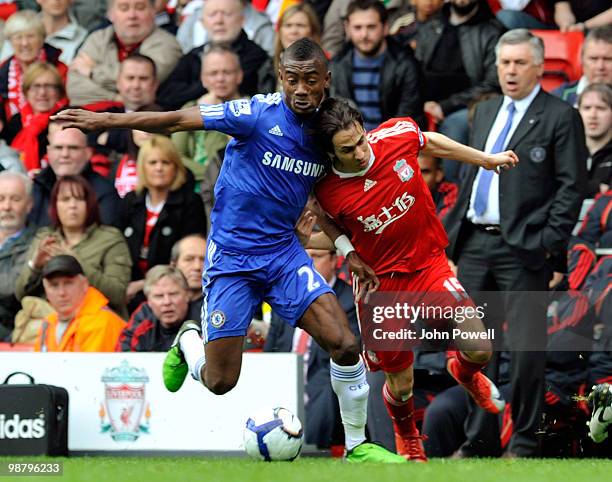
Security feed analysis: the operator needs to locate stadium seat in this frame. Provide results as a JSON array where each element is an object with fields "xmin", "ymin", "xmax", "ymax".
[{"xmin": 531, "ymin": 30, "xmax": 584, "ymax": 92}]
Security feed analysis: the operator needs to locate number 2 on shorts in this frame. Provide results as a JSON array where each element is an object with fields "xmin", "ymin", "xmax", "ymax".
[{"xmin": 298, "ymin": 266, "xmax": 321, "ymax": 292}]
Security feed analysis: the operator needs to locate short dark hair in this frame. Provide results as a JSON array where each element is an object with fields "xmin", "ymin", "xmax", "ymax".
[
  {"xmin": 585, "ymin": 24, "xmax": 612, "ymax": 45},
  {"xmin": 49, "ymin": 175, "xmax": 101, "ymax": 229},
  {"xmin": 281, "ymin": 37, "xmax": 328, "ymax": 70},
  {"xmin": 346, "ymin": 0, "xmax": 388, "ymax": 25},
  {"xmin": 312, "ymin": 98, "xmax": 364, "ymax": 154},
  {"xmin": 120, "ymin": 53, "xmax": 157, "ymax": 80}
]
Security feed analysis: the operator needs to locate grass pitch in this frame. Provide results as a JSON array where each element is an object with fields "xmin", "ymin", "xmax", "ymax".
[{"xmin": 1, "ymin": 457, "xmax": 611, "ymax": 482}]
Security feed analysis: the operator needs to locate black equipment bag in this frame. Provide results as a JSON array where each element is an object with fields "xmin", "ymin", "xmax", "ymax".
[{"xmin": 0, "ymin": 372, "xmax": 68, "ymax": 455}]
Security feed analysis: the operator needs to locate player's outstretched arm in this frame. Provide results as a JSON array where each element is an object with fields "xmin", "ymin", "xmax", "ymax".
[
  {"xmin": 50, "ymin": 106, "xmax": 203, "ymax": 135},
  {"xmin": 422, "ymin": 131, "xmax": 519, "ymax": 173}
]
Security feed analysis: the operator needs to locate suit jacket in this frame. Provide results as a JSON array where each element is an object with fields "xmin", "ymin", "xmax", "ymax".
[
  {"xmin": 264, "ymin": 278, "xmax": 359, "ymax": 447},
  {"xmin": 444, "ymin": 89, "xmax": 587, "ymax": 269}
]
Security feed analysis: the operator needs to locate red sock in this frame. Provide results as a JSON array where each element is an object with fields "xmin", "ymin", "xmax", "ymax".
[
  {"xmin": 454, "ymin": 352, "xmax": 486, "ymax": 383},
  {"xmin": 382, "ymin": 383, "xmax": 417, "ymax": 436}
]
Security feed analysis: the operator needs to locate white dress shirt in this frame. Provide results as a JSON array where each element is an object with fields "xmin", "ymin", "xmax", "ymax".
[{"xmin": 467, "ymin": 84, "xmax": 541, "ymax": 225}]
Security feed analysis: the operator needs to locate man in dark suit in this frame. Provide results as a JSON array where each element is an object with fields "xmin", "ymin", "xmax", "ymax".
[
  {"xmin": 444, "ymin": 28, "xmax": 587, "ymax": 457},
  {"xmin": 264, "ymin": 246, "xmax": 360, "ymax": 449}
]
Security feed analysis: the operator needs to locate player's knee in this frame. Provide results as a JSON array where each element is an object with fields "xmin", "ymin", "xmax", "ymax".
[
  {"xmin": 386, "ymin": 368, "xmax": 414, "ymax": 398},
  {"xmin": 330, "ymin": 334, "xmax": 360, "ymax": 365},
  {"xmin": 388, "ymin": 378, "xmax": 414, "ymax": 399},
  {"xmin": 463, "ymin": 349, "xmax": 491, "ymax": 364},
  {"xmin": 205, "ymin": 375, "xmax": 238, "ymax": 395}
]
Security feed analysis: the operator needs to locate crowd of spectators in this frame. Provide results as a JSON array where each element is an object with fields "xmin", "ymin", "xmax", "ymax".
[{"xmin": 0, "ymin": 0, "xmax": 609, "ymax": 459}]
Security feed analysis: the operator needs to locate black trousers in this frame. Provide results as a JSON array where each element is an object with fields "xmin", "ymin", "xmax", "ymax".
[{"xmin": 456, "ymin": 226, "xmax": 551, "ymax": 456}]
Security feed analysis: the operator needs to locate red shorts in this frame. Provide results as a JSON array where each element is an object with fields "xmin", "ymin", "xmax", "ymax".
[{"xmin": 357, "ymin": 251, "xmax": 472, "ymax": 373}]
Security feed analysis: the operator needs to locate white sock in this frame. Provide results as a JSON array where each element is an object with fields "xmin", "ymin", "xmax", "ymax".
[
  {"xmin": 330, "ymin": 358, "xmax": 368, "ymax": 450},
  {"xmin": 179, "ymin": 329, "xmax": 206, "ymax": 383}
]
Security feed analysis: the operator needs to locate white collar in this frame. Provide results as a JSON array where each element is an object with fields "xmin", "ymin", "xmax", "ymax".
[
  {"xmin": 331, "ymin": 144, "xmax": 376, "ymax": 178},
  {"xmin": 502, "ymin": 83, "xmax": 540, "ymax": 113}
]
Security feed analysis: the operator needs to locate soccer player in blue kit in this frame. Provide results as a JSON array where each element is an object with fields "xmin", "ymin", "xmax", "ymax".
[{"xmin": 53, "ymin": 39, "xmax": 404, "ymax": 462}]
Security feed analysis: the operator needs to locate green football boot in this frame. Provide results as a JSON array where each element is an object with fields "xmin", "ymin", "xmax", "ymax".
[
  {"xmin": 346, "ymin": 442, "xmax": 407, "ymax": 463},
  {"xmin": 162, "ymin": 320, "xmax": 202, "ymax": 392}
]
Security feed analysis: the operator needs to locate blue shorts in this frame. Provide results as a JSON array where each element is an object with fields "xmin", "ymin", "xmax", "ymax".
[{"xmin": 201, "ymin": 239, "xmax": 334, "ymax": 343}]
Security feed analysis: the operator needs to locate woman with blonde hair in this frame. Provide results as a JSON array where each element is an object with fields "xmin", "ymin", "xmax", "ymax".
[
  {"xmin": 0, "ymin": 10, "xmax": 67, "ymax": 121},
  {"xmin": 119, "ymin": 135, "xmax": 206, "ymax": 311}
]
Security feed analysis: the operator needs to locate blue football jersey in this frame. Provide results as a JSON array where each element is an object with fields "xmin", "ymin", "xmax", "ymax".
[{"xmin": 200, "ymin": 93, "xmax": 327, "ymax": 254}]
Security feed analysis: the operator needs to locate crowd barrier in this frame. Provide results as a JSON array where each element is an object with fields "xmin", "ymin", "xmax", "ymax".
[{"xmin": 0, "ymin": 353, "xmax": 303, "ymax": 453}]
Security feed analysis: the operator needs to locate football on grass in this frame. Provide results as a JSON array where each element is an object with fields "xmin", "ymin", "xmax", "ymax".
[{"xmin": 243, "ymin": 407, "xmax": 303, "ymax": 461}]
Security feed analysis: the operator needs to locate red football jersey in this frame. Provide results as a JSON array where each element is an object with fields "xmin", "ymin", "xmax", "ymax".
[{"xmin": 315, "ymin": 118, "xmax": 448, "ymax": 275}]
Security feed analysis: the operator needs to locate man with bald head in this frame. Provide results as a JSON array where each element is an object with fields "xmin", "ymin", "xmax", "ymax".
[
  {"xmin": 176, "ymin": 0, "xmax": 274, "ymax": 55},
  {"xmin": 157, "ymin": 0, "xmax": 274, "ymax": 110},
  {"xmin": 28, "ymin": 122, "xmax": 121, "ymax": 227}
]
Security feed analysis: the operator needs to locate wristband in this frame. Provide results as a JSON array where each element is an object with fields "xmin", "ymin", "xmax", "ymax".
[{"xmin": 334, "ymin": 234, "xmax": 355, "ymax": 257}]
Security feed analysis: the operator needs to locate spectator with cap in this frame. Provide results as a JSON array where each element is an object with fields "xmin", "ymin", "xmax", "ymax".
[
  {"xmin": 33, "ymin": 254, "xmax": 126, "ymax": 351},
  {"xmin": 0, "ymin": 172, "xmax": 36, "ymax": 340},
  {"xmin": 157, "ymin": 0, "xmax": 273, "ymax": 111},
  {"xmin": 117, "ymin": 265, "xmax": 195, "ymax": 351},
  {"xmin": 17, "ymin": 175, "xmax": 132, "ymax": 318},
  {"xmin": 66, "ymin": 0, "xmax": 182, "ymax": 106}
]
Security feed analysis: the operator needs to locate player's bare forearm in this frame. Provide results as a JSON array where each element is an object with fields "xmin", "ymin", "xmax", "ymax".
[
  {"xmin": 422, "ymin": 131, "xmax": 519, "ymax": 172},
  {"xmin": 315, "ymin": 209, "xmax": 344, "ymax": 244},
  {"xmin": 51, "ymin": 106, "xmax": 203, "ymax": 134}
]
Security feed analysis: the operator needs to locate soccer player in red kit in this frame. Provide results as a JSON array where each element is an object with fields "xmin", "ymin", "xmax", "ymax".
[{"xmin": 309, "ymin": 98, "xmax": 519, "ymax": 462}]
